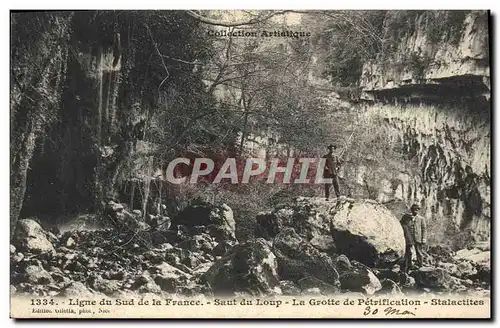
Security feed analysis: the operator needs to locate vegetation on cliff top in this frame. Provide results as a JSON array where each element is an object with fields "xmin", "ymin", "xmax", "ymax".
[{"xmin": 319, "ymin": 10, "xmax": 479, "ymax": 87}]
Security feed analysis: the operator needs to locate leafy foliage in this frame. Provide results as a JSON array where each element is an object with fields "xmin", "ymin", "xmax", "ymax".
[
  {"xmin": 319, "ymin": 10, "xmax": 470, "ymax": 86},
  {"xmin": 315, "ymin": 10, "xmax": 386, "ymax": 87}
]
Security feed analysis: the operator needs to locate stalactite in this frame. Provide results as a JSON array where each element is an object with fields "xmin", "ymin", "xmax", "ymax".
[
  {"xmin": 97, "ymin": 47, "xmax": 104, "ymax": 146},
  {"xmin": 361, "ymin": 103, "xmax": 490, "ymax": 243}
]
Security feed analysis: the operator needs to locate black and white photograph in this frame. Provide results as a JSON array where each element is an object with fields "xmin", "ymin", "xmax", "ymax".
[{"xmin": 9, "ymin": 9, "xmax": 491, "ymax": 319}]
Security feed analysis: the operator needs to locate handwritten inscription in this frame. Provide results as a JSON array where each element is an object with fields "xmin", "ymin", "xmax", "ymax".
[
  {"xmin": 363, "ymin": 305, "xmax": 416, "ymax": 316},
  {"xmin": 384, "ymin": 307, "xmax": 416, "ymax": 316}
]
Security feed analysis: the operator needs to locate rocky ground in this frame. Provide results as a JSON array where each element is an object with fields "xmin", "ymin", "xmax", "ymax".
[{"xmin": 10, "ymin": 197, "xmax": 490, "ymax": 299}]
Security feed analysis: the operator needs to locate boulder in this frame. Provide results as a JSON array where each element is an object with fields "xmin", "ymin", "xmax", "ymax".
[
  {"xmin": 12, "ymin": 252, "xmax": 24, "ymax": 263},
  {"xmin": 373, "ymin": 267, "xmax": 402, "ymax": 284},
  {"xmin": 163, "ymin": 258, "xmax": 193, "ymax": 274},
  {"xmin": 329, "ymin": 198, "xmax": 405, "ymax": 267},
  {"xmin": 176, "ymin": 284, "xmax": 212, "ymax": 296},
  {"xmin": 143, "ymin": 250, "xmax": 165, "ymax": 265},
  {"xmin": 46, "ymin": 231, "xmax": 59, "ymax": 244},
  {"xmin": 474, "ymin": 241, "xmax": 490, "ymax": 252},
  {"xmin": 158, "ymin": 243, "xmax": 174, "ymax": 251},
  {"xmin": 450, "ymin": 276, "xmax": 472, "ymax": 292},
  {"xmin": 207, "ymin": 224, "xmax": 236, "ymax": 243},
  {"xmin": 24, "ymin": 265, "xmax": 54, "ymax": 285},
  {"xmin": 122, "ymin": 211, "xmax": 150, "ymax": 231},
  {"xmin": 255, "ymin": 209, "xmax": 293, "ymax": 239},
  {"xmin": 273, "ymin": 228, "xmax": 340, "ymax": 286},
  {"xmin": 181, "ymin": 252, "xmax": 206, "ymax": 269},
  {"xmin": 164, "ymin": 253, "xmax": 181, "ymax": 267},
  {"xmin": 132, "ymin": 273, "xmax": 162, "ymax": 294},
  {"xmin": 338, "ymin": 261, "xmax": 382, "ymax": 295},
  {"xmin": 58, "ymin": 282, "xmax": 95, "ymax": 297},
  {"xmin": 66, "ymin": 236, "xmax": 76, "ymax": 248},
  {"xmin": 376, "ymin": 279, "xmax": 403, "ymax": 296},
  {"xmin": 106, "ymin": 201, "xmax": 124, "ymax": 213},
  {"xmin": 297, "ymin": 275, "xmax": 340, "ymax": 295},
  {"xmin": 149, "ymin": 215, "xmax": 171, "ymax": 232},
  {"xmin": 310, "ymin": 235, "xmax": 336, "ymax": 254},
  {"xmin": 438, "ymin": 260, "xmax": 477, "ymax": 279},
  {"xmin": 333, "ymin": 254, "xmax": 352, "ymax": 273},
  {"xmin": 279, "ymin": 280, "xmax": 301, "ymax": 296},
  {"xmin": 454, "ymin": 248, "xmax": 490, "ymax": 267},
  {"xmin": 154, "ymin": 262, "xmax": 192, "ymax": 280},
  {"xmin": 471, "ymin": 264, "xmax": 491, "ymax": 284},
  {"xmin": 192, "ymin": 262, "xmax": 214, "ymax": 276},
  {"xmin": 164, "ymin": 247, "xmax": 207, "ymax": 269},
  {"xmin": 411, "ymin": 267, "xmax": 452, "ymax": 290},
  {"xmin": 202, "ymin": 239, "xmax": 279, "ymax": 296},
  {"xmin": 427, "ymin": 245, "xmax": 455, "ymax": 263},
  {"xmin": 154, "ymin": 275, "xmax": 177, "ymax": 293},
  {"xmin": 452, "ymin": 283, "xmax": 468, "ymax": 294},
  {"xmin": 105, "ymin": 201, "xmax": 150, "ymax": 233},
  {"xmin": 13, "ymin": 219, "xmax": 56, "ymax": 254},
  {"xmin": 190, "ymin": 226, "xmax": 210, "ymax": 235},
  {"xmin": 342, "ymin": 291, "xmax": 366, "ymax": 299},
  {"xmin": 301, "ymin": 287, "xmax": 322, "ymax": 295},
  {"xmin": 88, "ymin": 276, "xmax": 121, "ymax": 295},
  {"xmin": 212, "ymin": 240, "xmax": 237, "ymax": 257},
  {"xmin": 177, "ymin": 234, "xmax": 216, "ymax": 253},
  {"xmin": 172, "ymin": 201, "xmax": 236, "ymax": 241},
  {"xmin": 400, "ymin": 273, "xmax": 416, "ymax": 288},
  {"xmin": 255, "ymin": 198, "xmax": 335, "ymax": 242},
  {"xmin": 150, "ymin": 230, "xmax": 180, "ymax": 245},
  {"xmin": 49, "ymin": 267, "xmax": 70, "ymax": 284}
]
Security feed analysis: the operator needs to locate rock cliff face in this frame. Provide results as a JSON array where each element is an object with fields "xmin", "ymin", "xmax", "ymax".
[
  {"xmin": 15, "ymin": 12, "xmax": 135, "ymax": 222},
  {"xmin": 11, "ymin": 12, "xmax": 74, "ymax": 233},
  {"xmin": 347, "ymin": 11, "xmax": 490, "ymax": 247},
  {"xmin": 360, "ymin": 11, "xmax": 489, "ymax": 102},
  {"xmin": 11, "ymin": 12, "xmax": 207, "ymax": 228}
]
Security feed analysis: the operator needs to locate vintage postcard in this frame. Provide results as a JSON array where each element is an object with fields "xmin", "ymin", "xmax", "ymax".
[{"xmin": 10, "ymin": 9, "xmax": 491, "ymax": 319}]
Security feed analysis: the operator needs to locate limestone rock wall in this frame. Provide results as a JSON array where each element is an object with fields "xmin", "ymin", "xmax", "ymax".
[
  {"xmin": 349, "ymin": 10, "xmax": 491, "ymax": 247},
  {"xmin": 360, "ymin": 10, "xmax": 490, "ymax": 102}
]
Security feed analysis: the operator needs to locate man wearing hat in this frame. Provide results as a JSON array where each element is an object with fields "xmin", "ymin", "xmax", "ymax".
[
  {"xmin": 400, "ymin": 204, "xmax": 427, "ymax": 272},
  {"xmin": 323, "ymin": 144, "xmax": 342, "ymax": 200}
]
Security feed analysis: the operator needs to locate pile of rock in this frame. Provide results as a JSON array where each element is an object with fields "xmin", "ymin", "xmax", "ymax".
[
  {"xmin": 10, "ymin": 197, "xmax": 490, "ymax": 298},
  {"xmin": 10, "ymin": 200, "xmax": 237, "ymax": 298},
  {"xmin": 256, "ymin": 197, "xmax": 405, "ymax": 267},
  {"xmin": 251, "ymin": 197, "xmax": 490, "ymax": 296}
]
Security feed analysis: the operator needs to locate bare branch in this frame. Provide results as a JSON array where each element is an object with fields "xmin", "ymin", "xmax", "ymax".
[
  {"xmin": 186, "ymin": 10, "xmax": 288, "ymax": 27},
  {"xmin": 144, "ymin": 23, "xmax": 170, "ymax": 91},
  {"xmin": 225, "ymin": 27, "xmax": 234, "ymax": 60},
  {"xmin": 162, "ymin": 55, "xmax": 199, "ymax": 65}
]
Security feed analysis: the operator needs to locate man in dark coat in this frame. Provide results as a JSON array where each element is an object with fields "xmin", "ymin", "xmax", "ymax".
[
  {"xmin": 400, "ymin": 204, "xmax": 427, "ymax": 272},
  {"xmin": 323, "ymin": 144, "xmax": 342, "ymax": 200}
]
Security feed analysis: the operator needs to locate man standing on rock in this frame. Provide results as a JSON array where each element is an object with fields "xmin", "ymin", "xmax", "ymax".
[
  {"xmin": 323, "ymin": 144, "xmax": 342, "ymax": 200},
  {"xmin": 400, "ymin": 204, "xmax": 427, "ymax": 272}
]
